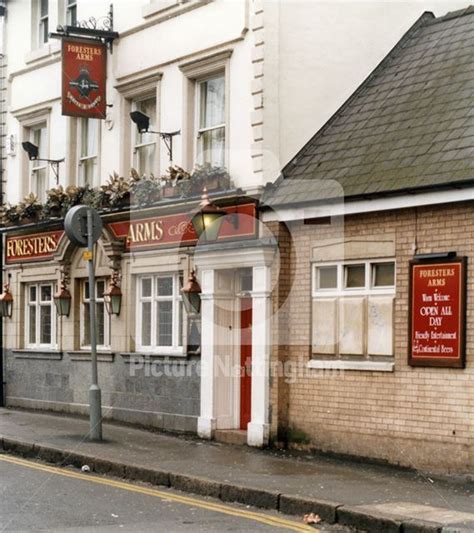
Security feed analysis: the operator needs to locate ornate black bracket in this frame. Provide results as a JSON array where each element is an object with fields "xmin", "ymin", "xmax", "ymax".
[{"xmin": 50, "ymin": 4, "xmax": 119, "ymax": 52}]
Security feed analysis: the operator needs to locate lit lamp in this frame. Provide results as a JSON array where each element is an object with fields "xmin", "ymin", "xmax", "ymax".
[
  {"xmin": 0, "ymin": 283, "xmax": 13, "ymax": 318},
  {"xmin": 104, "ymin": 272, "xmax": 122, "ymax": 316},
  {"xmin": 191, "ymin": 188, "xmax": 227, "ymax": 242},
  {"xmin": 54, "ymin": 279, "xmax": 72, "ymax": 317},
  {"xmin": 181, "ymin": 269, "xmax": 201, "ymax": 316}
]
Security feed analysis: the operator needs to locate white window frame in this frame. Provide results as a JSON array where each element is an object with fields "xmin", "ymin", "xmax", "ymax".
[
  {"xmin": 25, "ymin": 282, "xmax": 57, "ymax": 349},
  {"xmin": 66, "ymin": 0, "xmax": 77, "ymax": 26},
  {"xmin": 30, "ymin": 122, "xmax": 49, "ymax": 202},
  {"xmin": 80, "ymin": 279, "xmax": 111, "ymax": 350},
  {"xmin": 312, "ymin": 259, "xmax": 396, "ymax": 298},
  {"xmin": 38, "ymin": 0, "xmax": 49, "ymax": 48},
  {"xmin": 136, "ymin": 273, "xmax": 184, "ymax": 355},
  {"xmin": 195, "ymin": 72, "xmax": 226, "ymax": 167},
  {"xmin": 131, "ymin": 96, "xmax": 158, "ymax": 176},
  {"xmin": 78, "ymin": 118, "xmax": 100, "ymax": 187}
]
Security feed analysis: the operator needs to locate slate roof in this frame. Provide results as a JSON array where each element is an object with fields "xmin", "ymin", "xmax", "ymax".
[{"xmin": 263, "ymin": 7, "xmax": 474, "ymax": 208}]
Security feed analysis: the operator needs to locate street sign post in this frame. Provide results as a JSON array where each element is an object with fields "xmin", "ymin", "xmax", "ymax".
[{"xmin": 64, "ymin": 206, "xmax": 104, "ymax": 441}]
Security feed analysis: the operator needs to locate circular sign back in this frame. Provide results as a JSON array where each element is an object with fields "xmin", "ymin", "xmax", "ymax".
[{"xmin": 64, "ymin": 205, "xmax": 103, "ymax": 247}]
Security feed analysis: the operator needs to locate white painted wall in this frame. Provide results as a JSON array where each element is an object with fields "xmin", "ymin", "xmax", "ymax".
[
  {"xmin": 3, "ymin": 0, "xmax": 468, "ymax": 204},
  {"xmin": 265, "ymin": 0, "xmax": 471, "ymax": 178}
]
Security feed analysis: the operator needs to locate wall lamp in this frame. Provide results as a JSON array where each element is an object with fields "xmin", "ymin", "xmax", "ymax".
[
  {"xmin": 191, "ymin": 188, "xmax": 227, "ymax": 242},
  {"xmin": 130, "ymin": 111, "xmax": 180, "ymax": 163},
  {"xmin": 181, "ymin": 269, "xmax": 201, "ymax": 316},
  {"xmin": 104, "ymin": 271, "xmax": 122, "ymax": 316},
  {"xmin": 21, "ymin": 141, "xmax": 64, "ymax": 184},
  {"xmin": 54, "ymin": 278, "xmax": 72, "ymax": 317},
  {"xmin": 0, "ymin": 283, "xmax": 13, "ymax": 318}
]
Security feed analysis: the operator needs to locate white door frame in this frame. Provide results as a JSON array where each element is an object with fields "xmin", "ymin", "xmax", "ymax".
[{"xmin": 195, "ymin": 245, "xmax": 276, "ymax": 446}]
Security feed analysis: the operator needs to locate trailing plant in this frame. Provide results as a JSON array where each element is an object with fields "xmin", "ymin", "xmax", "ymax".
[
  {"xmin": 130, "ymin": 172, "xmax": 161, "ymax": 207},
  {"xmin": 19, "ymin": 193, "xmax": 43, "ymax": 221},
  {"xmin": 100, "ymin": 172, "xmax": 131, "ymax": 208},
  {"xmin": 43, "ymin": 186, "xmax": 69, "ymax": 218},
  {"xmin": 4, "ymin": 203, "xmax": 22, "ymax": 225}
]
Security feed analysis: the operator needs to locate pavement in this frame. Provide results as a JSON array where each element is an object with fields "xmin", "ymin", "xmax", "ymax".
[{"xmin": 1, "ymin": 408, "xmax": 473, "ymax": 533}]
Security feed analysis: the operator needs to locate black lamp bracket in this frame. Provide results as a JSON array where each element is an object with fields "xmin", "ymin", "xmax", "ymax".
[
  {"xmin": 33, "ymin": 158, "xmax": 65, "ymax": 185},
  {"xmin": 146, "ymin": 130, "xmax": 181, "ymax": 162}
]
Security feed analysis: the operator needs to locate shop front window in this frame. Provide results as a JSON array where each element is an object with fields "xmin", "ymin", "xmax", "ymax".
[
  {"xmin": 26, "ymin": 283, "xmax": 56, "ymax": 349},
  {"xmin": 137, "ymin": 274, "xmax": 183, "ymax": 354}
]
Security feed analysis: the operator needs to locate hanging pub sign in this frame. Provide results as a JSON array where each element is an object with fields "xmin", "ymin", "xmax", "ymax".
[
  {"xmin": 408, "ymin": 256, "xmax": 466, "ymax": 368},
  {"xmin": 62, "ymin": 38, "xmax": 106, "ymax": 119}
]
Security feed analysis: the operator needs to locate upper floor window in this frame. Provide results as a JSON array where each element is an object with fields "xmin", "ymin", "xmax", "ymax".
[
  {"xmin": 30, "ymin": 123, "xmax": 48, "ymax": 202},
  {"xmin": 137, "ymin": 274, "xmax": 183, "ymax": 354},
  {"xmin": 132, "ymin": 97, "xmax": 157, "ymax": 176},
  {"xmin": 197, "ymin": 74, "xmax": 225, "ymax": 167},
  {"xmin": 78, "ymin": 118, "xmax": 99, "ymax": 187},
  {"xmin": 81, "ymin": 280, "xmax": 110, "ymax": 349},
  {"xmin": 66, "ymin": 0, "xmax": 77, "ymax": 26},
  {"xmin": 38, "ymin": 0, "xmax": 49, "ymax": 47},
  {"xmin": 26, "ymin": 283, "xmax": 56, "ymax": 349}
]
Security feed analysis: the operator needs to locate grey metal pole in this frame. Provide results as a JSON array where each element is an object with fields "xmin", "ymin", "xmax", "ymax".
[{"xmin": 87, "ymin": 208, "xmax": 102, "ymax": 441}]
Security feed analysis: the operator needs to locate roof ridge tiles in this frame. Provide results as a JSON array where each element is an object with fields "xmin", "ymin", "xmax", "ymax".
[{"xmin": 428, "ymin": 5, "xmax": 474, "ymax": 25}]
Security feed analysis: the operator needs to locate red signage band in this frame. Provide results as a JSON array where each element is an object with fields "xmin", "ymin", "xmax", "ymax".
[
  {"xmin": 6, "ymin": 230, "xmax": 65, "ymax": 264},
  {"xmin": 408, "ymin": 258, "xmax": 466, "ymax": 368},
  {"xmin": 108, "ymin": 203, "xmax": 257, "ymax": 251},
  {"xmin": 62, "ymin": 38, "xmax": 107, "ymax": 119}
]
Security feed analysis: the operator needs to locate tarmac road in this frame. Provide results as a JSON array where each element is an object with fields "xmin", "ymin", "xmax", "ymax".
[{"xmin": 0, "ymin": 454, "xmax": 350, "ymax": 532}]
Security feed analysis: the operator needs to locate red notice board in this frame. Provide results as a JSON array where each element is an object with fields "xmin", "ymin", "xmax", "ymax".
[{"xmin": 408, "ymin": 257, "xmax": 466, "ymax": 368}]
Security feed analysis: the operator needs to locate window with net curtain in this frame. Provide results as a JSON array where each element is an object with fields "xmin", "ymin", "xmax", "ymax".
[
  {"xmin": 79, "ymin": 118, "xmax": 99, "ymax": 187},
  {"xmin": 197, "ymin": 74, "xmax": 225, "ymax": 168},
  {"xmin": 30, "ymin": 124, "xmax": 48, "ymax": 202},
  {"xmin": 137, "ymin": 274, "xmax": 183, "ymax": 354},
  {"xmin": 26, "ymin": 283, "xmax": 56, "ymax": 348},
  {"xmin": 133, "ymin": 97, "xmax": 157, "ymax": 176}
]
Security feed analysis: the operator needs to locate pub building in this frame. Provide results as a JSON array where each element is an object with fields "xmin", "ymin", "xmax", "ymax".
[{"xmin": 2, "ymin": 1, "xmax": 474, "ymax": 472}]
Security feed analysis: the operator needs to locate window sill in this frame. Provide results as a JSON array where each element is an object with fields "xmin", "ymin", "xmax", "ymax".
[
  {"xmin": 13, "ymin": 349, "xmax": 63, "ymax": 361},
  {"xmin": 121, "ymin": 352, "xmax": 189, "ymax": 363},
  {"xmin": 67, "ymin": 351, "xmax": 115, "ymax": 363},
  {"xmin": 307, "ymin": 359, "xmax": 394, "ymax": 372},
  {"xmin": 25, "ymin": 42, "xmax": 60, "ymax": 65}
]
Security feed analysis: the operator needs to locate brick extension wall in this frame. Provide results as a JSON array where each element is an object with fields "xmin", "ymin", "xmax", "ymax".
[{"xmin": 268, "ymin": 202, "xmax": 474, "ymax": 473}]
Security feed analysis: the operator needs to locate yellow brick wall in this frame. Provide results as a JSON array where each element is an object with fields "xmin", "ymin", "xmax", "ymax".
[{"xmin": 268, "ymin": 203, "xmax": 474, "ymax": 472}]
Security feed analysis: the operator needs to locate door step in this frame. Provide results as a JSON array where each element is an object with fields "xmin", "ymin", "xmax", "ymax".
[{"xmin": 214, "ymin": 429, "xmax": 248, "ymax": 446}]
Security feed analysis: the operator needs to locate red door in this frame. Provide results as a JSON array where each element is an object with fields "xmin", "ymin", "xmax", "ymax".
[{"xmin": 240, "ymin": 298, "xmax": 252, "ymax": 430}]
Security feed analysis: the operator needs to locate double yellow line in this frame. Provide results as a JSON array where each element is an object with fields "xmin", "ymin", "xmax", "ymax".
[{"xmin": 0, "ymin": 454, "xmax": 316, "ymax": 532}]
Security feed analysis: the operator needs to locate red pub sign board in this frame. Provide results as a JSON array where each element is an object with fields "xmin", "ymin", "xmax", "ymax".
[
  {"xmin": 62, "ymin": 38, "xmax": 107, "ymax": 119},
  {"xmin": 409, "ymin": 257, "xmax": 467, "ymax": 368},
  {"xmin": 5, "ymin": 230, "xmax": 64, "ymax": 264},
  {"xmin": 108, "ymin": 203, "xmax": 257, "ymax": 252}
]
